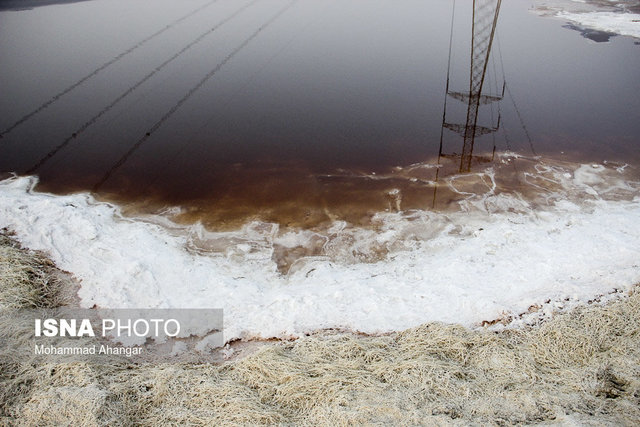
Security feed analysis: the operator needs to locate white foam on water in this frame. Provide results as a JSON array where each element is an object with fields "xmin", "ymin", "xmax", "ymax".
[
  {"xmin": 558, "ymin": 11, "xmax": 640, "ymax": 38},
  {"xmin": 1, "ymin": 158, "xmax": 640, "ymax": 342}
]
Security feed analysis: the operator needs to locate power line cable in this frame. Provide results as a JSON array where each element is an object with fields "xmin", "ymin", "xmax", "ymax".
[
  {"xmin": 140, "ymin": 0, "xmax": 336, "ymax": 195},
  {"xmin": 26, "ymin": 0, "xmax": 260, "ymax": 174},
  {"xmin": 0, "ymin": 0, "xmax": 220, "ymax": 139},
  {"xmin": 433, "ymin": 0, "xmax": 457, "ymax": 208},
  {"xmin": 93, "ymin": 0, "xmax": 298, "ymax": 192}
]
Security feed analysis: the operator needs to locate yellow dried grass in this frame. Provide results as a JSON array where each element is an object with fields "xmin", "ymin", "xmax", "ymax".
[{"xmin": 1, "ymin": 232, "xmax": 639, "ymax": 425}]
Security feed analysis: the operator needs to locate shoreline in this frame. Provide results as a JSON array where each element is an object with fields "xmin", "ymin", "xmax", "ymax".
[
  {"xmin": 1, "ymin": 227, "xmax": 635, "ymax": 357},
  {"xmin": 2, "ymin": 155, "xmax": 639, "ymax": 342},
  {"xmin": 2, "ymin": 231, "xmax": 639, "ymax": 424}
]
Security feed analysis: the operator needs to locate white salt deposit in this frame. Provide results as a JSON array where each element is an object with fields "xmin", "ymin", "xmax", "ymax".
[
  {"xmin": 1, "ymin": 158, "xmax": 639, "ymax": 342},
  {"xmin": 558, "ymin": 11, "xmax": 640, "ymax": 38}
]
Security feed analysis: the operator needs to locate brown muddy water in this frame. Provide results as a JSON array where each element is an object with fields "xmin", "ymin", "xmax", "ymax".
[{"xmin": 1, "ymin": 0, "xmax": 639, "ymax": 230}]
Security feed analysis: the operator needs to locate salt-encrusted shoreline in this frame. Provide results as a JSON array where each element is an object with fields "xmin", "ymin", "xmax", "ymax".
[
  {"xmin": 2, "ymin": 231, "xmax": 639, "ymax": 425},
  {"xmin": 532, "ymin": 0, "xmax": 640, "ymax": 39},
  {"xmin": 2, "ymin": 155, "xmax": 639, "ymax": 342}
]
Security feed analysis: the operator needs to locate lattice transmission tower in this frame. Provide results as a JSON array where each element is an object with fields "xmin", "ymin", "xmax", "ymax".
[{"xmin": 439, "ymin": 0, "xmax": 504, "ymax": 173}]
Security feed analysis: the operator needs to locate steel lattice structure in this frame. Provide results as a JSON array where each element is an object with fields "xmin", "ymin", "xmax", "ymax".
[{"xmin": 440, "ymin": 0, "xmax": 503, "ymax": 172}]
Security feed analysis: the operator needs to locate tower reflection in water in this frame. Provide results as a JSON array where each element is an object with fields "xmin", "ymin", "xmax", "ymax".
[
  {"xmin": 439, "ymin": 0, "xmax": 503, "ymax": 173},
  {"xmin": 433, "ymin": 0, "xmax": 536, "ymax": 208}
]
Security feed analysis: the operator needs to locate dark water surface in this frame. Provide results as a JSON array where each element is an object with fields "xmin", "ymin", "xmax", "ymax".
[{"xmin": 1, "ymin": 0, "xmax": 639, "ymax": 228}]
